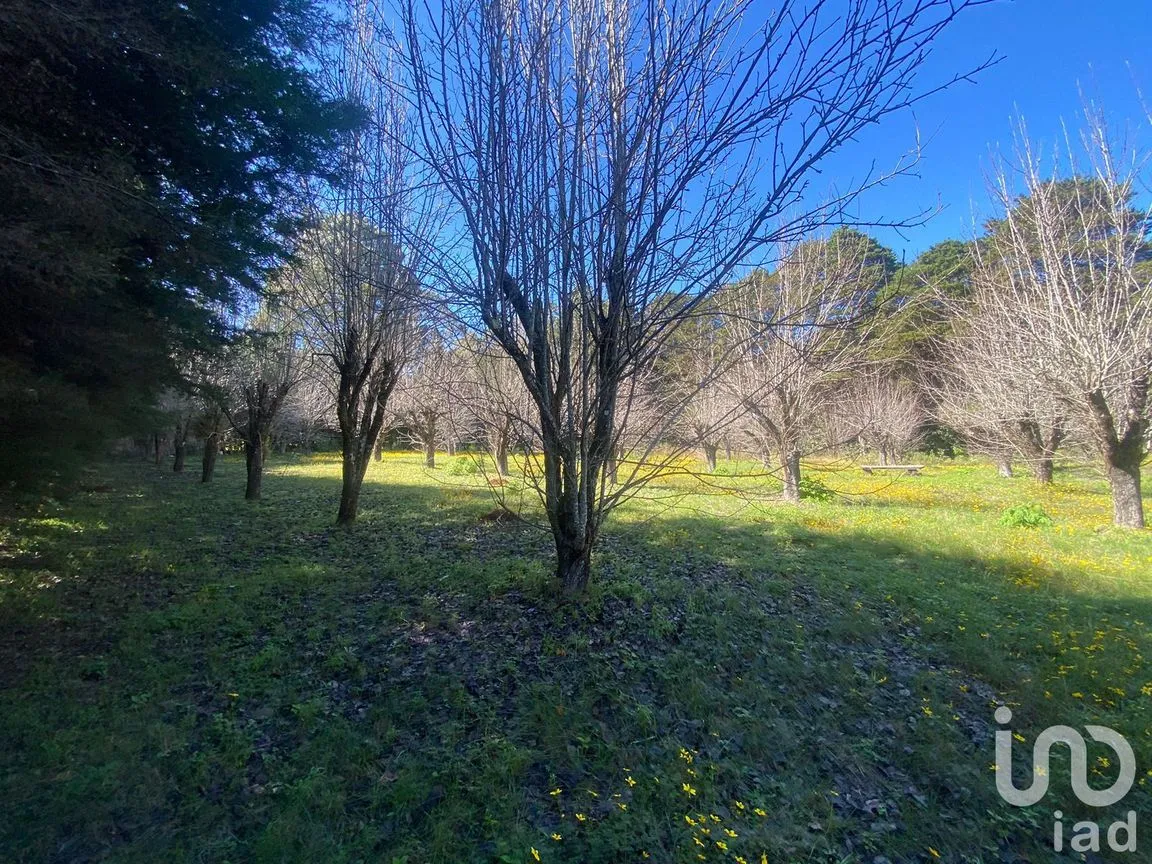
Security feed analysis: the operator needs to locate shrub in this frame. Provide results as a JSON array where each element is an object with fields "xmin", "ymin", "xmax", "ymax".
[
  {"xmin": 921, "ymin": 423, "xmax": 964, "ymax": 459},
  {"xmin": 999, "ymin": 503, "xmax": 1054, "ymax": 529},
  {"xmin": 798, "ymin": 476, "xmax": 835, "ymax": 502},
  {"xmin": 447, "ymin": 456, "xmax": 481, "ymax": 476}
]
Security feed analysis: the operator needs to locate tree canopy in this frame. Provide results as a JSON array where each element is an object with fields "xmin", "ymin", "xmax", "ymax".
[{"xmin": 0, "ymin": 0, "xmax": 359, "ymax": 487}]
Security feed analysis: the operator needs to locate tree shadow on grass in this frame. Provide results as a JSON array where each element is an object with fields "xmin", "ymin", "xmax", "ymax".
[{"xmin": 1, "ymin": 458, "xmax": 1149, "ymax": 863}]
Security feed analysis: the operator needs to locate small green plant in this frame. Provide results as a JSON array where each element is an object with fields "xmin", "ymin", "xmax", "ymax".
[
  {"xmin": 999, "ymin": 503, "xmax": 1054, "ymax": 528},
  {"xmin": 447, "ymin": 455, "xmax": 480, "ymax": 476},
  {"xmin": 921, "ymin": 423, "xmax": 964, "ymax": 459},
  {"xmin": 798, "ymin": 476, "xmax": 835, "ymax": 501}
]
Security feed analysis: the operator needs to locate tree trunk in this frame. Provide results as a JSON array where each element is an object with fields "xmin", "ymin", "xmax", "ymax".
[
  {"xmin": 725, "ymin": 441, "xmax": 732, "ymax": 462},
  {"xmin": 606, "ymin": 450, "xmax": 619, "ymax": 485},
  {"xmin": 1017, "ymin": 419, "xmax": 1061, "ymax": 486},
  {"xmin": 1107, "ymin": 459, "xmax": 1145, "ymax": 529},
  {"xmin": 261, "ymin": 434, "xmax": 271, "ymax": 465},
  {"xmin": 996, "ymin": 457, "xmax": 1013, "ymax": 478},
  {"xmin": 556, "ymin": 538, "xmax": 592, "ymax": 596},
  {"xmin": 1084, "ymin": 390, "xmax": 1145, "ymax": 529},
  {"xmin": 172, "ymin": 419, "xmax": 190, "ymax": 473},
  {"xmin": 374, "ymin": 438, "xmax": 383, "ymax": 462},
  {"xmin": 1033, "ymin": 458, "xmax": 1054, "ymax": 484},
  {"xmin": 424, "ymin": 439, "xmax": 436, "ymax": 469},
  {"xmin": 333, "ymin": 363, "xmax": 395, "ymax": 525},
  {"xmin": 538, "ymin": 419, "xmax": 604, "ymax": 596},
  {"xmin": 337, "ymin": 449, "xmax": 370, "ymax": 525},
  {"xmin": 446, "ymin": 437, "xmax": 457, "ymax": 457},
  {"xmin": 703, "ymin": 443, "xmax": 718, "ymax": 472},
  {"xmin": 245, "ymin": 441, "xmax": 263, "ymax": 501},
  {"xmin": 492, "ymin": 431, "xmax": 510, "ymax": 476},
  {"xmin": 201, "ymin": 432, "xmax": 219, "ymax": 483},
  {"xmin": 153, "ymin": 433, "xmax": 163, "ymax": 466},
  {"xmin": 781, "ymin": 450, "xmax": 801, "ymax": 502}
]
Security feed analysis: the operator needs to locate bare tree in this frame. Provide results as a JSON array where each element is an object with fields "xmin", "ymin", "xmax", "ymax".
[
  {"xmin": 291, "ymin": 214, "xmax": 416, "ymax": 521},
  {"xmin": 681, "ymin": 376, "xmax": 736, "ymax": 474},
  {"xmin": 438, "ymin": 343, "xmax": 470, "ymax": 457},
  {"xmin": 275, "ymin": 372, "xmax": 336, "ymax": 453},
  {"xmin": 215, "ymin": 317, "xmax": 308, "ymax": 500},
  {"xmin": 658, "ymin": 305, "xmax": 742, "ymax": 472},
  {"xmin": 724, "ymin": 234, "xmax": 889, "ymax": 501},
  {"xmin": 196, "ymin": 402, "xmax": 229, "ymax": 483},
  {"xmin": 841, "ymin": 374, "xmax": 925, "ymax": 465},
  {"xmin": 935, "ymin": 334, "xmax": 1066, "ymax": 483},
  {"xmin": 290, "ymin": 9, "xmax": 431, "ymax": 524},
  {"xmin": 183, "ymin": 348, "xmax": 236, "ymax": 484},
  {"xmin": 604, "ymin": 368, "xmax": 666, "ymax": 486},
  {"xmin": 157, "ymin": 388, "xmax": 198, "ymax": 474},
  {"xmin": 390, "ymin": 334, "xmax": 459, "ymax": 468},
  {"xmin": 455, "ymin": 336, "xmax": 537, "ymax": 477},
  {"xmin": 957, "ymin": 114, "xmax": 1150, "ymax": 525},
  {"xmin": 398, "ymin": 0, "xmax": 994, "ymax": 591}
]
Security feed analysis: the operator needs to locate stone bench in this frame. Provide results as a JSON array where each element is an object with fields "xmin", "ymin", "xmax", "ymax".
[{"xmin": 860, "ymin": 465, "xmax": 924, "ymax": 476}]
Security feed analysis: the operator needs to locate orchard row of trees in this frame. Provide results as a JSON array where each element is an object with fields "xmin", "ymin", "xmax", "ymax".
[
  {"xmin": 5, "ymin": 0, "xmax": 1149, "ymax": 596},
  {"xmin": 939, "ymin": 128, "xmax": 1152, "ymax": 529},
  {"xmin": 162, "ymin": 139, "xmax": 1151, "ymax": 538}
]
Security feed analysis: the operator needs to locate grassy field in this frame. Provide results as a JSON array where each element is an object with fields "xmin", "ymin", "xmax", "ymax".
[{"xmin": 2, "ymin": 452, "xmax": 1151, "ymax": 863}]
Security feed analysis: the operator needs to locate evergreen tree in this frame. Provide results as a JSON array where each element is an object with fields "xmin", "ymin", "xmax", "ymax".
[{"xmin": 0, "ymin": 0, "xmax": 360, "ymax": 487}]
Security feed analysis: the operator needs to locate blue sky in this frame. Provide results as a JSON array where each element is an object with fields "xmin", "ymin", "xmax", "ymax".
[{"xmin": 829, "ymin": 0, "xmax": 1152, "ymax": 263}]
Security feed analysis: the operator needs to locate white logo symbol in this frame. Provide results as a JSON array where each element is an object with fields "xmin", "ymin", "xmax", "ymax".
[{"xmin": 994, "ymin": 706, "xmax": 1135, "ymax": 808}]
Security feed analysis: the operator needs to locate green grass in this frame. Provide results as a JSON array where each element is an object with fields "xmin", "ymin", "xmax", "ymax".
[{"xmin": 1, "ymin": 453, "xmax": 1150, "ymax": 863}]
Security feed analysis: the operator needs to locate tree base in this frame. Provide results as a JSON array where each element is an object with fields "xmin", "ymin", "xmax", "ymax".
[
  {"xmin": 1108, "ymin": 463, "xmax": 1145, "ymax": 529},
  {"xmin": 556, "ymin": 547, "xmax": 591, "ymax": 596}
]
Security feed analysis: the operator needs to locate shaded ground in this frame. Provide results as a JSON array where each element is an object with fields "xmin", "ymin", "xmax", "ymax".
[{"xmin": 1, "ymin": 454, "xmax": 1150, "ymax": 863}]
